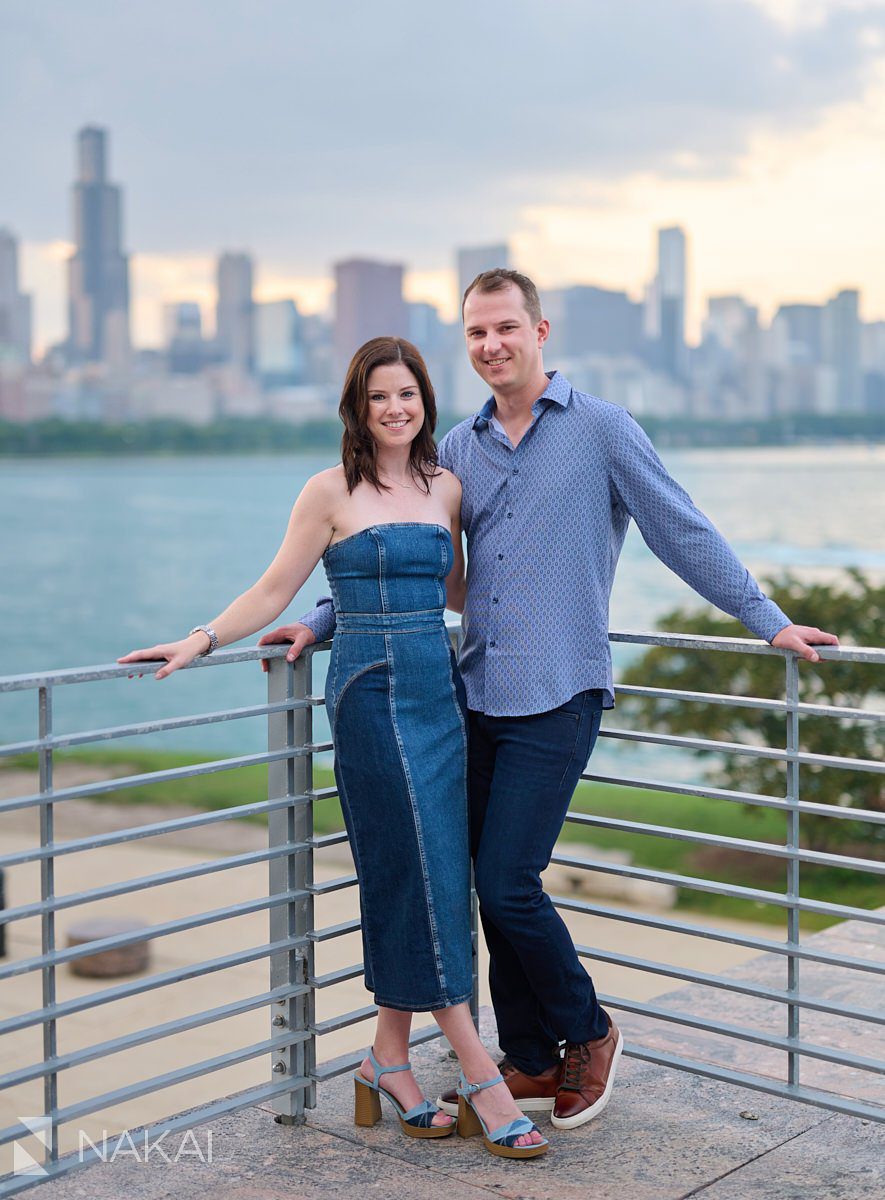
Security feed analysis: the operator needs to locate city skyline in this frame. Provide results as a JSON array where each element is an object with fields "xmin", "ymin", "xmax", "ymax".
[{"xmin": 4, "ymin": 1, "xmax": 885, "ymax": 353}]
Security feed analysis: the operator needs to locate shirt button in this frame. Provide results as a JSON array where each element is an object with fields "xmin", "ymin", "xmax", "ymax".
[
  {"xmin": 489, "ymin": 640, "xmax": 496, "ymax": 648},
  {"xmin": 512, "ymin": 468, "xmax": 519, "ymax": 475},
  {"xmin": 492, "ymin": 597, "xmax": 498, "ymax": 604},
  {"xmin": 507, "ymin": 512, "xmax": 513, "ymax": 518},
  {"xmin": 497, "ymin": 553, "xmax": 504, "ymax": 560}
]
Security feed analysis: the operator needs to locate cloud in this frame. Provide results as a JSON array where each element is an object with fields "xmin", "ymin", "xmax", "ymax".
[
  {"xmin": 3, "ymin": 0, "xmax": 885, "ymax": 272},
  {"xmin": 6, "ymin": 1, "xmax": 885, "ymax": 347}
]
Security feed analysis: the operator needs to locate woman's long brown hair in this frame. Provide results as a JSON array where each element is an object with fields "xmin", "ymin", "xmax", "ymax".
[{"xmin": 339, "ymin": 336, "xmax": 439, "ymax": 494}]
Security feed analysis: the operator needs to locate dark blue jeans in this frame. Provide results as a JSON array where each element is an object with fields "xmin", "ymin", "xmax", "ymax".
[{"xmin": 468, "ymin": 689, "xmax": 608, "ymax": 1075}]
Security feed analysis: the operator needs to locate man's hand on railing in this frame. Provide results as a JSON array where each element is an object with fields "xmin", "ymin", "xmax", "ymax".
[
  {"xmin": 257, "ymin": 622, "xmax": 317, "ymax": 673},
  {"xmin": 770, "ymin": 623, "xmax": 840, "ymax": 664}
]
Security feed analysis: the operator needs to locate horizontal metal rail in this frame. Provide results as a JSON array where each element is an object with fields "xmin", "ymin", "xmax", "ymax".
[
  {"xmin": 0, "ymin": 891, "xmax": 303, "ymax": 981},
  {"xmin": 312, "ymin": 1024, "xmax": 444, "ymax": 1083},
  {"xmin": 550, "ymin": 895, "xmax": 885, "ymax": 975},
  {"xmin": 0, "ymin": 795, "xmax": 310, "ymax": 867},
  {"xmin": 551, "ymin": 850, "xmax": 885, "ymax": 924},
  {"xmin": 0, "ymin": 697, "xmax": 313, "ymax": 758},
  {"xmin": 0, "ymin": 984, "xmax": 310, "ymax": 1091},
  {"xmin": 0, "ymin": 843, "xmax": 306, "ymax": 925},
  {"xmin": 608, "ymin": 632, "xmax": 884, "ymax": 665},
  {"xmin": 0, "ymin": 935, "xmax": 307, "ymax": 1036},
  {"xmin": 574, "ymin": 944, "xmax": 884, "ymax": 1024},
  {"xmin": 0, "ymin": 744, "xmax": 335, "ymax": 816},
  {"xmin": 581, "ymin": 770, "xmax": 885, "ymax": 825},
  {"xmin": 563, "ymin": 811, "xmax": 885, "ymax": 874},
  {"xmin": 309, "ymin": 873, "xmax": 359, "ymax": 896},
  {"xmin": 312, "ymin": 1005, "xmax": 379, "ymax": 1036},
  {"xmin": 311, "ymin": 963, "xmax": 365, "ymax": 989},
  {"xmin": 614, "ymin": 683, "xmax": 885, "ymax": 723},
  {"xmin": 600, "ymin": 725, "xmax": 884, "ymax": 773},
  {"xmin": 309, "ymin": 917, "xmax": 362, "ymax": 943},
  {"xmin": 598, "ymin": 993, "xmax": 885, "ymax": 1075},
  {"xmin": 627, "ymin": 1042, "xmax": 885, "ymax": 1124},
  {"xmin": 0, "ymin": 644, "xmax": 296, "ymax": 692},
  {"xmin": 0, "ymin": 1032, "xmax": 310, "ymax": 1149}
]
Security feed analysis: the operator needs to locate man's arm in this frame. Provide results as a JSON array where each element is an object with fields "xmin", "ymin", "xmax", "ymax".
[
  {"xmin": 607, "ymin": 408, "xmax": 838, "ymax": 662},
  {"xmin": 257, "ymin": 596, "xmax": 337, "ymax": 672}
]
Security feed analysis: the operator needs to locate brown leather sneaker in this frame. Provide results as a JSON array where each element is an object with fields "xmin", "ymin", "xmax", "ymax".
[
  {"xmin": 551, "ymin": 1016, "xmax": 622, "ymax": 1129},
  {"xmin": 436, "ymin": 1056, "xmax": 562, "ymax": 1118}
]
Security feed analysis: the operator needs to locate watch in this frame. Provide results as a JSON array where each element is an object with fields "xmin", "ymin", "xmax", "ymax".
[{"xmin": 188, "ymin": 624, "xmax": 219, "ymax": 656}]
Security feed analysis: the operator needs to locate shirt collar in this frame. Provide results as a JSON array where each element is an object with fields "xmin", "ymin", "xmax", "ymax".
[{"xmin": 472, "ymin": 370, "xmax": 572, "ymax": 429}]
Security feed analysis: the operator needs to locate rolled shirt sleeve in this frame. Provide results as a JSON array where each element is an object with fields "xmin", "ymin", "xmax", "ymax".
[{"xmin": 298, "ymin": 596, "xmax": 337, "ymax": 643}]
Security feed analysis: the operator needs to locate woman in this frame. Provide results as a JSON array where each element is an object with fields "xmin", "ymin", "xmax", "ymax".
[{"xmin": 118, "ymin": 337, "xmax": 546, "ymax": 1159}]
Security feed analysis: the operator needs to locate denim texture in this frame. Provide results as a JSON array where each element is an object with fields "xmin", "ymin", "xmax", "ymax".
[
  {"xmin": 324, "ymin": 523, "xmax": 472, "ymax": 1012},
  {"xmin": 468, "ymin": 688, "xmax": 608, "ymax": 1073}
]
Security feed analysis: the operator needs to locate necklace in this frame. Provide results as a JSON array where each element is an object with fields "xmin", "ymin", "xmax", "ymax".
[{"xmin": 379, "ymin": 471, "xmax": 418, "ymax": 490}]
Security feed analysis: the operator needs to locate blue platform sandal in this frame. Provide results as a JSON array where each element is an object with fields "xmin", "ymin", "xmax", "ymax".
[
  {"xmin": 353, "ymin": 1048, "xmax": 456, "ymax": 1139},
  {"xmin": 456, "ymin": 1072, "xmax": 549, "ymax": 1159}
]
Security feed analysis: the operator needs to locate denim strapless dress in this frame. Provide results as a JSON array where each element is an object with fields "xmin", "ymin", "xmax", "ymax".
[{"xmin": 323, "ymin": 522, "xmax": 472, "ymax": 1011}]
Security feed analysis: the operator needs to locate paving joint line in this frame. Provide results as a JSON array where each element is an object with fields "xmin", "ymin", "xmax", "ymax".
[
  {"xmin": 303, "ymin": 1118, "xmax": 533, "ymax": 1195},
  {"xmin": 677, "ymin": 1109, "xmax": 840, "ymax": 1199}
]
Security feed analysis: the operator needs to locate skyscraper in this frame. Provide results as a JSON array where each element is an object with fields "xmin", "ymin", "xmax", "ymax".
[
  {"xmin": 164, "ymin": 302, "xmax": 205, "ymax": 374},
  {"xmin": 0, "ymin": 229, "xmax": 32, "ymax": 363},
  {"xmin": 215, "ymin": 252, "xmax": 254, "ymax": 372},
  {"xmin": 656, "ymin": 226, "xmax": 687, "ymax": 379},
  {"xmin": 456, "ymin": 244, "xmax": 510, "ymax": 309},
  {"xmin": 334, "ymin": 258, "xmax": 407, "ymax": 368},
  {"xmin": 822, "ymin": 288, "xmax": 862, "ymax": 412},
  {"xmin": 542, "ymin": 285, "xmax": 643, "ymax": 360},
  {"xmin": 67, "ymin": 127, "xmax": 130, "ymax": 366},
  {"xmin": 255, "ymin": 299, "xmax": 304, "ymax": 387}
]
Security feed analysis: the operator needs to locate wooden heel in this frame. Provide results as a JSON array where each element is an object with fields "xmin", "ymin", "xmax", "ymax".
[
  {"xmin": 457, "ymin": 1095, "xmax": 482, "ymax": 1138},
  {"xmin": 354, "ymin": 1078, "xmax": 382, "ymax": 1127}
]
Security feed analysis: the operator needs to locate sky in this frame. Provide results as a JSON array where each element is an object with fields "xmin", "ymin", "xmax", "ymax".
[{"xmin": 3, "ymin": 0, "xmax": 885, "ymax": 353}]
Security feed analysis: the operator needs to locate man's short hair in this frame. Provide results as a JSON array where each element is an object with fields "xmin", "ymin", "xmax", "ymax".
[{"xmin": 461, "ymin": 268, "xmax": 543, "ymax": 325}]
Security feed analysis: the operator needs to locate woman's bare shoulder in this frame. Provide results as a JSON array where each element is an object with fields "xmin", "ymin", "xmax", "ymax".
[
  {"xmin": 433, "ymin": 465, "xmax": 462, "ymax": 498},
  {"xmin": 297, "ymin": 464, "xmax": 347, "ymax": 514}
]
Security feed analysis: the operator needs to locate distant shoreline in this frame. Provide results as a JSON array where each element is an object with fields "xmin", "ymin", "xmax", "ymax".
[{"xmin": 1, "ymin": 413, "xmax": 884, "ymax": 456}]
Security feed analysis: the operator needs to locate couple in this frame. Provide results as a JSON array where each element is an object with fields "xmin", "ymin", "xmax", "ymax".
[{"xmin": 120, "ymin": 268, "xmax": 836, "ymax": 1161}]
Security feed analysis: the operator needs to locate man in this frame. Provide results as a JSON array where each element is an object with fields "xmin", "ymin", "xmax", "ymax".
[{"xmin": 260, "ymin": 269, "xmax": 837, "ymax": 1129}]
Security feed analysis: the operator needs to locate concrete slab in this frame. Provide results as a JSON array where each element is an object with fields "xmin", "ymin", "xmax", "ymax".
[{"xmin": 31, "ymin": 1009, "xmax": 883, "ymax": 1200}]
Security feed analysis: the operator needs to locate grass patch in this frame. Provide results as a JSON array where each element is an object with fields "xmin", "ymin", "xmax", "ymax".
[{"xmin": 4, "ymin": 748, "xmax": 879, "ymax": 930}]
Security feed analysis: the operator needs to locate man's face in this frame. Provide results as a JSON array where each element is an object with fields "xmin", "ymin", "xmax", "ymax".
[{"xmin": 462, "ymin": 284, "xmax": 549, "ymax": 394}]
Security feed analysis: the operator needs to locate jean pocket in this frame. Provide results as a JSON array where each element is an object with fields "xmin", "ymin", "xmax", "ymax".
[{"xmin": 551, "ymin": 692, "xmax": 586, "ymax": 722}]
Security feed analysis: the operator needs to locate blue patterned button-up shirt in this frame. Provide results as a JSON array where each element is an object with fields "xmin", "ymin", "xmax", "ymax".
[{"xmin": 300, "ymin": 371, "xmax": 790, "ymax": 717}]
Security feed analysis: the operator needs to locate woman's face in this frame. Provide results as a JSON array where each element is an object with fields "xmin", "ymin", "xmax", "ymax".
[{"xmin": 364, "ymin": 362, "xmax": 425, "ymax": 450}]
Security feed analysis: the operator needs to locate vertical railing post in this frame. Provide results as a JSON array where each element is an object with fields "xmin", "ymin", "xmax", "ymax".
[
  {"xmin": 267, "ymin": 651, "xmax": 316, "ymax": 1124},
  {"xmin": 38, "ymin": 686, "xmax": 58, "ymax": 1165},
  {"xmin": 784, "ymin": 652, "xmax": 801, "ymax": 1088}
]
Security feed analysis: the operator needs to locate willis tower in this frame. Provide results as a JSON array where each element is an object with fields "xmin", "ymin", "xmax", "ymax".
[{"xmin": 67, "ymin": 127, "xmax": 130, "ymax": 366}]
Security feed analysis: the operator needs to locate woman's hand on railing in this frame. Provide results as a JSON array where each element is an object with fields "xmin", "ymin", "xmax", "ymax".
[
  {"xmin": 257, "ymin": 622, "xmax": 317, "ymax": 673},
  {"xmin": 117, "ymin": 632, "xmax": 210, "ymax": 680}
]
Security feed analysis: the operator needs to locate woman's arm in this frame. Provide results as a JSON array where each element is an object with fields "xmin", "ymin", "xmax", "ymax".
[
  {"xmin": 118, "ymin": 472, "xmax": 337, "ymax": 679},
  {"xmin": 444, "ymin": 476, "xmax": 467, "ymax": 615}
]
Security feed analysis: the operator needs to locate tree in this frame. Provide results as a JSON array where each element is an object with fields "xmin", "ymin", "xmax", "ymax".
[{"xmin": 619, "ymin": 570, "xmax": 884, "ymax": 853}]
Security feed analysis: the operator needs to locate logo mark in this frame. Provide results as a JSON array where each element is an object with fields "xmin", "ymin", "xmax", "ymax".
[{"xmin": 13, "ymin": 1116, "xmax": 51, "ymax": 1176}]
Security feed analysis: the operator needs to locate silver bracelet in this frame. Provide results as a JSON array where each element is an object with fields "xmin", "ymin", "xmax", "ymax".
[{"xmin": 188, "ymin": 624, "xmax": 219, "ymax": 656}]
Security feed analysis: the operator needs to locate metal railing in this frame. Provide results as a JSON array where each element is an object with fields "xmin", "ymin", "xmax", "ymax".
[{"xmin": 0, "ymin": 633, "xmax": 882, "ymax": 1195}]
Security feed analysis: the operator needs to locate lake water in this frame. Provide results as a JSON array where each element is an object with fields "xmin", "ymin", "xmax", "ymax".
[{"xmin": 2, "ymin": 445, "xmax": 883, "ymax": 770}]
